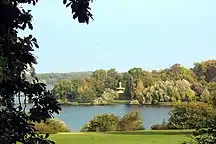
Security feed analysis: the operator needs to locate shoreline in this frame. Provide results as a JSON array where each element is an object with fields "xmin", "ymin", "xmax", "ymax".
[{"xmin": 58, "ymin": 100, "xmax": 198, "ymax": 107}]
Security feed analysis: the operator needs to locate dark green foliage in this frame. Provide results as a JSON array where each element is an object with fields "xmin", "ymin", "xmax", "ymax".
[
  {"xmin": 151, "ymin": 123, "xmax": 170, "ymax": 130},
  {"xmin": 0, "ymin": 0, "xmax": 94, "ymax": 143},
  {"xmin": 34, "ymin": 119, "xmax": 70, "ymax": 134},
  {"xmin": 190, "ymin": 118, "xmax": 216, "ymax": 144},
  {"xmin": 104, "ymin": 69, "xmax": 123, "ymax": 90},
  {"xmin": 77, "ymin": 88, "xmax": 97, "ymax": 103},
  {"xmin": 80, "ymin": 113, "xmax": 120, "ymax": 132},
  {"xmin": 63, "ymin": 0, "xmax": 94, "ymax": 24},
  {"xmin": 183, "ymin": 112, "xmax": 216, "ymax": 144},
  {"xmin": 151, "ymin": 119, "xmax": 170, "ymax": 130},
  {"xmin": 52, "ymin": 79, "xmax": 83, "ymax": 102},
  {"xmin": 52, "ymin": 69, "xmax": 122, "ymax": 104},
  {"xmin": 122, "ymin": 72, "xmax": 133, "ymax": 100},
  {"xmin": 168, "ymin": 103, "xmax": 213, "ymax": 129},
  {"xmin": 81, "ymin": 112, "xmax": 144, "ymax": 132}
]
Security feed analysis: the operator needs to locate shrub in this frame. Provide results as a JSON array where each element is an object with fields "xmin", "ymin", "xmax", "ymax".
[
  {"xmin": 151, "ymin": 124, "xmax": 169, "ymax": 130},
  {"xmin": 151, "ymin": 119, "xmax": 170, "ymax": 130},
  {"xmin": 184, "ymin": 112, "xmax": 216, "ymax": 144},
  {"xmin": 80, "ymin": 113, "xmax": 120, "ymax": 132},
  {"xmin": 129, "ymin": 99, "xmax": 140, "ymax": 105},
  {"xmin": 93, "ymin": 88, "xmax": 119, "ymax": 105},
  {"xmin": 93, "ymin": 97, "xmax": 108, "ymax": 105},
  {"xmin": 118, "ymin": 112, "xmax": 144, "ymax": 131},
  {"xmin": 81, "ymin": 111, "xmax": 144, "ymax": 132},
  {"xmin": 168, "ymin": 102, "xmax": 213, "ymax": 129},
  {"xmin": 34, "ymin": 119, "xmax": 70, "ymax": 134}
]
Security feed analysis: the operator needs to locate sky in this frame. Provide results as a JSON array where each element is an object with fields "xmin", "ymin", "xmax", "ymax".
[{"xmin": 21, "ymin": 0, "xmax": 216, "ymax": 73}]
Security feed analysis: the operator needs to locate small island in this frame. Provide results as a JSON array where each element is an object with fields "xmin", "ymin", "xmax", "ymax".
[{"xmin": 30, "ymin": 60, "xmax": 216, "ymax": 107}]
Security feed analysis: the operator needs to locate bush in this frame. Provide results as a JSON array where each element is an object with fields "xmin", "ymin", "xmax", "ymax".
[
  {"xmin": 151, "ymin": 119, "xmax": 170, "ymax": 130},
  {"xmin": 151, "ymin": 124, "xmax": 170, "ymax": 130},
  {"xmin": 80, "ymin": 113, "xmax": 120, "ymax": 132},
  {"xmin": 93, "ymin": 97, "xmax": 108, "ymax": 105},
  {"xmin": 129, "ymin": 99, "xmax": 140, "ymax": 105},
  {"xmin": 93, "ymin": 88, "xmax": 119, "ymax": 105},
  {"xmin": 168, "ymin": 102, "xmax": 213, "ymax": 129},
  {"xmin": 34, "ymin": 119, "xmax": 71, "ymax": 134},
  {"xmin": 118, "ymin": 112, "xmax": 144, "ymax": 131},
  {"xmin": 184, "ymin": 112, "xmax": 216, "ymax": 144},
  {"xmin": 81, "ymin": 112, "xmax": 144, "ymax": 132}
]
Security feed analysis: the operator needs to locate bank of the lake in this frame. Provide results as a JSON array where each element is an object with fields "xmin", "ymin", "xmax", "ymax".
[
  {"xmin": 58, "ymin": 100, "xmax": 186, "ymax": 106},
  {"xmin": 15, "ymin": 97, "xmax": 173, "ymax": 131},
  {"xmin": 59, "ymin": 100, "xmax": 202, "ymax": 107},
  {"xmin": 55, "ymin": 104, "xmax": 173, "ymax": 132},
  {"xmin": 58, "ymin": 100, "xmax": 131, "ymax": 106}
]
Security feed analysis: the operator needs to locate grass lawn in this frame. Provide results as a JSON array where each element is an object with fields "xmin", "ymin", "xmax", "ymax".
[{"xmin": 50, "ymin": 130, "xmax": 194, "ymax": 144}]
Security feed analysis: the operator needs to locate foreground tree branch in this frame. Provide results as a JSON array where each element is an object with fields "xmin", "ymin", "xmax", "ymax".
[{"xmin": 0, "ymin": 0, "xmax": 94, "ymax": 143}]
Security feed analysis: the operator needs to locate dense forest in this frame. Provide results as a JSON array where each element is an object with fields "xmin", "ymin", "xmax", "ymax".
[{"xmin": 35, "ymin": 60, "xmax": 216, "ymax": 105}]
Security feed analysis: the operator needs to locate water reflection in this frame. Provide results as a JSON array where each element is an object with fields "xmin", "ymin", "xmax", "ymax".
[{"xmin": 56, "ymin": 104, "xmax": 173, "ymax": 131}]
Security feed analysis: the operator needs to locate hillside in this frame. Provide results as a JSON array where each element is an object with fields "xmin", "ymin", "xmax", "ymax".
[{"xmin": 27, "ymin": 71, "xmax": 93, "ymax": 84}]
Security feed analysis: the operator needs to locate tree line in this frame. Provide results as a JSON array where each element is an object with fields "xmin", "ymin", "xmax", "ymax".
[
  {"xmin": 50, "ymin": 60, "xmax": 216, "ymax": 105},
  {"xmin": 26, "ymin": 71, "xmax": 92, "ymax": 85}
]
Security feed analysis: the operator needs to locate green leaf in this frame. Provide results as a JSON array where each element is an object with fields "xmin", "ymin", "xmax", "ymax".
[
  {"xmin": 73, "ymin": 13, "xmax": 78, "ymax": 20},
  {"xmin": 45, "ymin": 133, "xmax": 49, "ymax": 139},
  {"xmin": 63, "ymin": 0, "xmax": 67, "ymax": 4},
  {"xmin": 66, "ymin": 2, "xmax": 72, "ymax": 7},
  {"xmin": 32, "ymin": 37, "xmax": 37, "ymax": 43},
  {"xmin": 28, "ymin": 22, "xmax": 33, "ymax": 30},
  {"xmin": 33, "ymin": 42, "xmax": 39, "ymax": 48},
  {"xmin": 48, "ymin": 140, "xmax": 55, "ymax": 144}
]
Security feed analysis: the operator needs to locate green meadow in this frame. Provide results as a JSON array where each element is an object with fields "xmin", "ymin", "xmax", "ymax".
[{"xmin": 50, "ymin": 130, "xmax": 194, "ymax": 144}]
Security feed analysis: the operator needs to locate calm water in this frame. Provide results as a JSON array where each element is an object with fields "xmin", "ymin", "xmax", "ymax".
[
  {"xmin": 14, "ymin": 90, "xmax": 173, "ymax": 132},
  {"xmin": 55, "ymin": 105, "xmax": 173, "ymax": 132}
]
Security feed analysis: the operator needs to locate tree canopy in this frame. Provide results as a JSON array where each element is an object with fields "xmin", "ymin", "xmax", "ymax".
[
  {"xmin": 50, "ymin": 60, "xmax": 216, "ymax": 106},
  {"xmin": 0, "ymin": 0, "xmax": 95, "ymax": 143}
]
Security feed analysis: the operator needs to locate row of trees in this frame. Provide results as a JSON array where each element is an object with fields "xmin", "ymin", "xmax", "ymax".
[
  {"xmin": 52, "ymin": 60, "xmax": 216, "ymax": 105},
  {"xmin": 26, "ymin": 71, "xmax": 92, "ymax": 84}
]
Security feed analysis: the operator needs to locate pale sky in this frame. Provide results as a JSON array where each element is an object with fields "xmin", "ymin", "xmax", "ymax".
[{"xmin": 21, "ymin": 0, "xmax": 216, "ymax": 73}]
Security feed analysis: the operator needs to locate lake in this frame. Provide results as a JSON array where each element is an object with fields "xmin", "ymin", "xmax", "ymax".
[
  {"xmin": 55, "ymin": 105, "xmax": 173, "ymax": 132},
  {"xmin": 14, "ymin": 95, "xmax": 173, "ymax": 132}
]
